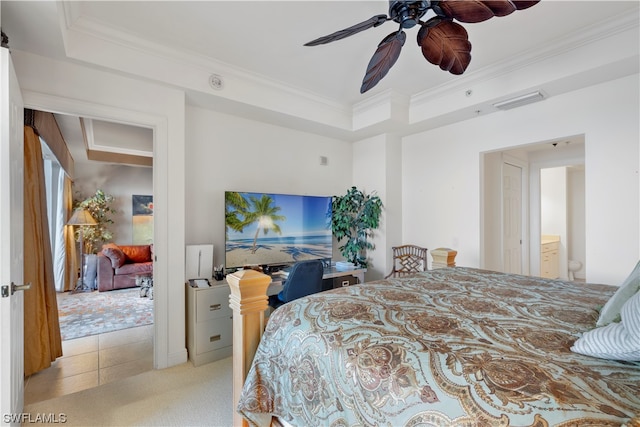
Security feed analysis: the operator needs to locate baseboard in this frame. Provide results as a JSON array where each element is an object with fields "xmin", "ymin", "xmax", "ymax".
[{"xmin": 162, "ymin": 348, "xmax": 188, "ymax": 369}]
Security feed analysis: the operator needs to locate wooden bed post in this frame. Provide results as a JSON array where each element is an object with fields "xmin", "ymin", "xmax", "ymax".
[
  {"xmin": 430, "ymin": 248, "xmax": 457, "ymax": 269},
  {"xmin": 227, "ymin": 269, "xmax": 271, "ymax": 427}
]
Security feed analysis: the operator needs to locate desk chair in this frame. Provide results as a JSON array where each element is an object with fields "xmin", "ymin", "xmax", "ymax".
[
  {"xmin": 268, "ymin": 259, "xmax": 324, "ymax": 310},
  {"xmin": 385, "ymin": 245, "xmax": 428, "ymax": 278}
]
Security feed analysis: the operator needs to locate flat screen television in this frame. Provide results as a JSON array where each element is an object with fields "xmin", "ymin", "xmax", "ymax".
[{"xmin": 224, "ymin": 191, "xmax": 332, "ymax": 269}]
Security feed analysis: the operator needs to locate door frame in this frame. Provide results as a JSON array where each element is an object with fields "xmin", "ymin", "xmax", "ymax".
[
  {"xmin": 21, "ymin": 91, "xmax": 171, "ymax": 369},
  {"xmin": 530, "ymin": 156, "xmax": 585, "ymax": 280}
]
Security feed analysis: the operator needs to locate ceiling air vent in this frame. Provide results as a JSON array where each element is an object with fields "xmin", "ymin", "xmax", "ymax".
[{"xmin": 493, "ymin": 91, "xmax": 545, "ymax": 111}]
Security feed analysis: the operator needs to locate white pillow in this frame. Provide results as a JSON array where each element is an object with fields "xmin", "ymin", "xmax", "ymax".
[
  {"xmin": 596, "ymin": 260, "xmax": 640, "ymax": 327},
  {"xmin": 623, "ymin": 287, "xmax": 640, "ymax": 341},
  {"xmin": 571, "ymin": 290, "xmax": 640, "ymax": 361}
]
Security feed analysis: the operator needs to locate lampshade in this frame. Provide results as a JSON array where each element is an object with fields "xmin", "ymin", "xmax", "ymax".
[{"xmin": 67, "ymin": 208, "xmax": 97, "ymax": 226}]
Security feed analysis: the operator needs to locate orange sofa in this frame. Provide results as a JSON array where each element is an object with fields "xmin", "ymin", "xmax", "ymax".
[{"xmin": 97, "ymin": 243, "xmax": 153, "ymax": 292}]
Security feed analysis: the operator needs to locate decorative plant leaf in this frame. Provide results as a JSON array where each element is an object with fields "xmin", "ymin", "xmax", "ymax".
[
  {"xmin": 304, "ymin": 14, "xmax": 389, "ymax": 46},
  {"xmin": 73, "ymin": 189, "xmax": 117, "ymax": 254},
  {"xmin": 331, "ymin": 186, "xmax": 383, "ymax": 268},
  {"xmin": 360, "ymin": 30, "xmax": 406, "ymax": 93},
  {"xmin": 438, "ymin": 0, "xmax": 540, "ymax": 24},
  {"xmin": 417, "ymin": 18, "xmax": 471, "ymax": 75}
]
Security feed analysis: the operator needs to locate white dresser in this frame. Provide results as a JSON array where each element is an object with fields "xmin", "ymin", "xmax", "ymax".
[
  {"xmin": 540, "ymin": 235, "xmax": 560, "ymax": 279},
  {"xmin": 185, "ymin": 282, "xmax": 233, "ymax": 366}
]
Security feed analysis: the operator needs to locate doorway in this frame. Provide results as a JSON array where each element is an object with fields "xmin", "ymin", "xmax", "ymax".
[
  {"xmin": 540, "ymin": 165, "xmax": 586, "ymax": 280},
  {"xmin": 481, "ymin": 136, "xmax": 586, "ymax": 278},
  {"xmin": 25, "ymin": 112, "xmax": 156, "ymax": 404}
]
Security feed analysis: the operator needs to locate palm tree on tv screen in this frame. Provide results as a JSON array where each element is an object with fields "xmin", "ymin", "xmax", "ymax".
[
  {"xmin": 245, "ymin": 194, "xmax": 285, "ymax": 254},
  {"xmin": 225, "ymin": 191, "xmax": 249, "ymax": 238}
]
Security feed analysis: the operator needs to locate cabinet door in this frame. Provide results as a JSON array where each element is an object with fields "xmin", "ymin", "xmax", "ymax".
[
  {"xmin": 549, "ymin": 250, "xmax": 559, "ymax": 278},
  {"xmin": 540, "ymin": 243, "xmax": 559, "ymax": 278}
]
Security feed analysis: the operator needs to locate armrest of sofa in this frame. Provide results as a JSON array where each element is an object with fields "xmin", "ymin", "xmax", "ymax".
[{"xmin": 97, "ymin": 254, "xmax": 115, "ymax": 292}]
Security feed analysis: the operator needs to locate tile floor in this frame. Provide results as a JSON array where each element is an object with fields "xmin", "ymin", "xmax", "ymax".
[{"xmin": 24, "ymin": 324, "xmax": 154, "ymax": 405}]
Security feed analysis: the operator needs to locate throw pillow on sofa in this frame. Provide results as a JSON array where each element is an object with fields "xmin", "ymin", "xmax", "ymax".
[
  {"xmin": 102, "ymin": 245, "xmax": 126, "ymax": 268},
  {"xmin": 121, "ymin": 245, "xmax": 152, "ymax": 263}
]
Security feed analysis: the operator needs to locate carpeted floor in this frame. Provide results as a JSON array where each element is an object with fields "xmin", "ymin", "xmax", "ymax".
[{"xmin": 57, "ymin": 288, "xmax": 154, "ymax": 341}]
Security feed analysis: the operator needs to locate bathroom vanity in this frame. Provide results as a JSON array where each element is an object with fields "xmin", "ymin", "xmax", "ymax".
[{"xmin": 540, "ymin": 235, "xmax": 560, "ymax": 279}]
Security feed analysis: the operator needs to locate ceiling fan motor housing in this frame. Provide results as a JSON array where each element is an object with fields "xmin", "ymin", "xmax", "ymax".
[{"xmin": 388, "ymin": 0, "xmax": 431, "ymax": 28}]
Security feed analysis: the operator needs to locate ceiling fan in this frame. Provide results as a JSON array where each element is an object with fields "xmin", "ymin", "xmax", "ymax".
[{"xmin": 304, "ymin": 0, "xmax": 540, "ymax": 93}]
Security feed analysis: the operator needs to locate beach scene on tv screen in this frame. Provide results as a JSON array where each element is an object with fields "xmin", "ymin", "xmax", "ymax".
[{"xmin": 225, "ymin": 191, "xmax": 332, "ymax": 268}]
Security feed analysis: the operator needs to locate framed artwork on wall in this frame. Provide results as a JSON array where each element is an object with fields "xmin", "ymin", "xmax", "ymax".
[{"xmin": 132, "ymin": 194, "xmax": 153, "ymax": 244}]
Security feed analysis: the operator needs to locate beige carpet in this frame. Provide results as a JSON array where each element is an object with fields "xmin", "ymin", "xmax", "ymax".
[{"xmin": 24, "ymin": 357, "xmax": 234, "ymax": 426}]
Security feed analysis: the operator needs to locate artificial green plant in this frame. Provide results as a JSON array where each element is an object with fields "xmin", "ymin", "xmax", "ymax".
[{"xmin": 331, "ymin": 186, "xmax": 383, "ymax": 268}]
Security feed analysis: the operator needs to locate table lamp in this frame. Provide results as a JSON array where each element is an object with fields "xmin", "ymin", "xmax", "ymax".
[{"xmin": 67, "ymin": 208, "xmax": 97, "ymax": 292}]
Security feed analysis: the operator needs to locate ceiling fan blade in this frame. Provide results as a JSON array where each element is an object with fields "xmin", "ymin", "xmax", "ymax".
[
  {"xmin": 417, "ymin": 18, "xmax": 471, "ymax": 75},
  {"xmin": 304, "ymin": 14, "xmax": 389, "ymax": 46},
  {"xmin": 361, "ymin": 31, "xmax": 406, "ymax": 94},
  {"xmin": 437, "ymin": 0, "xmax": 540, "ymax": 23}
]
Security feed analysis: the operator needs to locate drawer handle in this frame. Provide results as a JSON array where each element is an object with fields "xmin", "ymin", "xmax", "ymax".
[
  {"xmin": 209, "ymin": 304, "xmax": 221, "ymax": 311},
  {"xmin": 209, "ymin": 334, "xmax": 221, "ymax": 342}
]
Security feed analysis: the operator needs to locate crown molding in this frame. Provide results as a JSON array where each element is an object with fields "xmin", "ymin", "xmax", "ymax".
[
  {"xmin": 58, "ymin": 2, "xmax": 351, "ymax": 120},
  {"xmin": 56, "ymin": 2, "xmax": 639, "ymax": 138},
  {"xmin": 81, "ymin": 118, "xmax": 152, "ymax": 158},
  {"xmin": 411, "ymin": 9, "xmax": 639, "ymax": 108}
]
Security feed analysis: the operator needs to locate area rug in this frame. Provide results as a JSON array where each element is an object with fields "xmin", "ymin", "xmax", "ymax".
[{"xmin": 57, "ymin": 288, "xmax": 153, "ymax": 341}]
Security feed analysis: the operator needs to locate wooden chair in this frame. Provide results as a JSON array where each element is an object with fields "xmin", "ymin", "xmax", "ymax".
[{"xmin": 385, "ymin": 245, "xmax": 428, "ymax": 278}]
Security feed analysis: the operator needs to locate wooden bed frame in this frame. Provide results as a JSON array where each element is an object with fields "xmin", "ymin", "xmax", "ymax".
[{"xmin": 226, "ymin": 250, "xmax": 457, "ymax": 426}]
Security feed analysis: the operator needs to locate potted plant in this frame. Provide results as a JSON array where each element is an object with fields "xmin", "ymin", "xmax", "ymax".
[
  {"xmin": 73, "ymin": 189, "xmax": 117, "ymax": 255},
  {"xmin": 331, "ymin": 186, "xmax": 383, "ymax": 268}
]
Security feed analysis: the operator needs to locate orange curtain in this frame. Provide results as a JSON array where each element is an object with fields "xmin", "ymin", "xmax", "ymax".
[
  {"xmin": 23, "ymin": 125, "xmax": 63, "ymax": 376},
  {"xmin": 63, "ymin": 176, "xmax": 78, "ymax": 292}
]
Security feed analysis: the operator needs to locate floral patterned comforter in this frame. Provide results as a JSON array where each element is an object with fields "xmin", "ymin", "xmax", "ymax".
[{"xmin": 237, "ymin": 267, "xmax": 640, "ymax": 426}]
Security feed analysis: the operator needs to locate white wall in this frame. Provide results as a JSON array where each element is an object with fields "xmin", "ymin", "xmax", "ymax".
[
  {"xmin": 184, "ymin": 106, "xmax": 354, "ymax": 269},
  {"xmin": 541, "ymin": 167, "xmax": 567, "ymax": 237},
  {"xmin": 402, "ymin": 74, "xmax": 639, "ymax": 285},
  {"xmin": 73, "ymin": 163, "xmax": 153, "ymax": 245}
]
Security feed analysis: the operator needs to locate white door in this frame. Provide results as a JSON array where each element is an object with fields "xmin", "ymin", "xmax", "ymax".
[
  {"xmin": 503, "ymin": 162, "xmax": 522, "ymax": 274},
  {"xmin": 0, "ymin": 47, "xmax": 26, "ymax": 425}
]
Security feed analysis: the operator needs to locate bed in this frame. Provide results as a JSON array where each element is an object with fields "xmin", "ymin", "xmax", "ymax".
[{"xmin": 234, "ymin": 267, "xmax": 640, "ymax": 426}]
